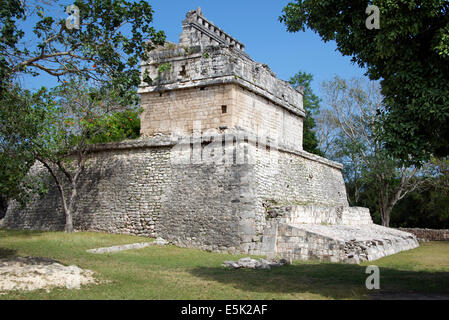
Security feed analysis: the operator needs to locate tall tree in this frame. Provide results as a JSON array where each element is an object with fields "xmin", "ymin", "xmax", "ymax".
[
  {"xmin": 1, "ymin": 0, "xmax": 165, "ymax": 96},
  {"xmin": 318, "ymin": 76, "xmax": 428, "ymax": 226},
  {"xmin": 280, "ymin": 1, "xmax": 449, "ymax": 164},
  {"xmin": 0, "ymin": 85, "xmax": 50, "ymax": 217},
  {"xmin": 31, "ymin": 78, "xmax": 136, "ymax": 232},
  {"xmin": 289, "ymin": 70, "xmax": 323, "ymax": 156},
  {"xmin": 0, "ymin": 0, "xmax": 164, "ymax": 215}
]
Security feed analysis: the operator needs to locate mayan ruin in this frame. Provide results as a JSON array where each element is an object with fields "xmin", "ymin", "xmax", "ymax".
[{"xmin": 2, "ymin": 7, "xmax": 420, "ymax": 264}]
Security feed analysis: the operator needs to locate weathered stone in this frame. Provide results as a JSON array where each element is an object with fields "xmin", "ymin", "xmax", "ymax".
[
  {"xmin": 398, "ymin": 228, "xmax": 449, "ymax": 242},
  {"xmin": 86, "ymin": 242, "xmax": 153, "ymax": 254},
  {"xmin": 222, "ymin": 261, "xmax": 240, "ymax": 269},
  {"xmin": 2, "ymin": 8, "xmax": 420, "ymax": 264},
  {"xmin": 0, "ymin": 256, "xmax": 96, "ymax": 293},
  {"xmin": 155, "ymin": 237, "xmax": 169, "ymax": 245}
]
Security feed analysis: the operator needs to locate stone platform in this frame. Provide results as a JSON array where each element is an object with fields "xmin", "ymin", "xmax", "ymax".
[
  {"xmin": 260, "ymin": 205, "xmax": 419, "ymax": 263},
  {"xmin": 1, "ymin": 8, "xmax": 420, "ymax": 264}
]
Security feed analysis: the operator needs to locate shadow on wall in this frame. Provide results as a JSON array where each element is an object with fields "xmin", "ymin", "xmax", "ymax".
[
  {"xmin": 189, "ymin": 263, "xmax": 449, "ymax": 300},
  {"xmin": 71, "ymin": 161, "xmax": 103, "ymax": 231}
]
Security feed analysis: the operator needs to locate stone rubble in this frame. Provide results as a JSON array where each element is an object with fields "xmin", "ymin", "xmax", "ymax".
[
  {"xmin": 155, "ymin": 237, "xmax": 169, "ymax": 245},
  {"xmin": 222, "ymin": 257, "xmax": 290, "ymax": 270},
  {"xmin": 86, "ymin": 242, "xmax": 153, "ymax": 254},
  {"xmin": 398, "ymin": 228, "xmax": 449, "ymax": 242},
  {"xmin": 86, "ymin": 238, "xmax": 168, "ymax": 254},
  {"xmin": 0, "ymin": 256, "xmax": 96, "ymax": 294}
]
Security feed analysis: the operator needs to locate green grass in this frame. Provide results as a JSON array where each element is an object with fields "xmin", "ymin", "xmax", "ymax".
[{"xmin": 0, "ymin": 228, "xmax": 448, "ymax": 300}]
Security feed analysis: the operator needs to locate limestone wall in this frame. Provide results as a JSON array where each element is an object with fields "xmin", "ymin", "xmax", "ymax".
[
  {"xmin": 3, "ymin": 145, "xmax": 172, "ymax": 237},
  {"xmin": 179, "ymin": 8, "xmax": 246, "ymax": 52},
  {"xmin": 252, "ymin": 142, "xmax": 349, "ymax": 208},
  {"xmin": 141, "ymin": 83, "xmax": 303, "ymax": 150},
  {"xmin": 138, "ymin": 43, "xmax": 304, "ymax": 119},
  {"xmin": 232, "ymin": 85, "xmax": 303, "ymax": 150},
  {"xmin": 3, "ymin": 135, "xmax": 352, "ymax": 256},
  {"xmin": 398, "ymin": 228, "xmax": 449, "ymax": 241},
  {"xmin": 140, "ymin": 84, "xmax": 234, "ymax": 137},
  {"xmin": 241, "ymin": 142, "xmax": 350, "ymax": 254},
  {"xmin": 266, "ymin": 205, "xmax": 372, "ymax": 226},
  {"xmin": 273, "ymin": 224, "xmax": 419, "ymax": 263}
]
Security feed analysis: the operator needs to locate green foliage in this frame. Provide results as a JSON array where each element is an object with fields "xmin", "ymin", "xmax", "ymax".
[
  {"xmin": 0, "ymin": 0, "xmax": 24, "ymax": 84},
  {"xmin": 319, "ymin": 76, "xmax": 426, "ymax": 226},
  {"xmin": 87, "ymin": 109, "xmax": 141, "ymax": 144},
  {"xmin": 391, "ymin": 156, "xmax": 449, "ymax": 228},
  {"xmin": 0, "ymin": 1, "xmax": 160, "ymax": 224},
  {"xmin": 289, "ymin": 70, "xmax": 323, "ymax": 156},
  {"xmin": 1, "ymin": 0, "xmax": 165, "ymax": 101},
  {"xmin": 40, "ymin": 78, "xmax": 137, "ymax": 154},
  {"xmin": 0, "ymin": 84, "xmax": 50, "ymax": 209},
  {"xmin": 391, "ymin": 188, "xmax": 449, "ymax": 229},
  {"xmin": 25, "ymin": 78, "xmax": 141, "ymax": 232},
  {"xmin": 280, "ymin": 0, "xmax": 449, "ymax": 164},
  {"xmin": 157, "ymin": 63, "xmax": 172, "ymax": 74}
]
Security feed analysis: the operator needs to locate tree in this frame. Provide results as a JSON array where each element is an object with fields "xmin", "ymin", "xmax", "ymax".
[
  {"xmin": 2, "ymin": 0, "xmax": 165, "ymax": 97},
  {"xmin": 31, "ymin": 78, "xmax": 136, "ymax": 232},
  {"xmin": 428, "ymin": 156, "xmax": 449, "ymax": 195},
  {"xmin": 390, "ymin": 186, "xmax": 449, "ymax": 229},
  {"xmin": 318, "ymin": 76, "xmax": 428, "ymax": 226},
  {"xmin": 280, "ymin": 1, "xmax": 449, "ymax": 164},
  {"xmin": 87, "ymin": 108, "xmax": 141, "ymax": 144},
  {"xmin": 388, "ymin": 156, "xmax": 449, "ymax": 228},
  {"xmin": 0, "ymin": 0, "xmax": 163, "ymax": 218},
  {"xmin": 0, "ymin": 84, "xmax": 49, "ymax": 217},
  {"xmin": 289, "ymin": 70, "xmax": 323, "ymax": 156}
]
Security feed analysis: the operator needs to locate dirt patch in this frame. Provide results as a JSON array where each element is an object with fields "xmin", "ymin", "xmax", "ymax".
[{"xmin": 0, "ymin": 256, "xmax": 97, "ymax": 294}]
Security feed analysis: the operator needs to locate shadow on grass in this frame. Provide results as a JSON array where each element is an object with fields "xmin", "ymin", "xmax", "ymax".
[
  {"xmin": 0, "ymin": 228, "xmax": 45, "ymax": 238},
  {"xmin": 0, "ymin": 247, "xmax": 17, "ymax": 258},
  {"xmin": 190, "ymin": 263, "xmax": 449, "ymax": 300}
]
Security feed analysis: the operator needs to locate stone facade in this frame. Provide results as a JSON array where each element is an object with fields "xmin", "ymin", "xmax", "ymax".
[
  {"xmin": 2, "ymin": 8, "xmax": 419, "ymax": 263},
  {"xmin": 399, "ymin": 228, "xmax": 449, "ymax": 242}
]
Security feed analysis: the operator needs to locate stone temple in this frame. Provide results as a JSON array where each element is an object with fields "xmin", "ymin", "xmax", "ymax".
[{"xmin": 3, "ymin": 8, "xmax": 419, "ymax": 263}]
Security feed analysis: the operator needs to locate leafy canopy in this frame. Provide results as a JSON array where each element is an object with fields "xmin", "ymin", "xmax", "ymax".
[
  {"xmin": 1, "ymin": 0, "xmax": 165, "ymax": 101},
  {"xmin": 280, "ymin": 0, "xmax": 449, "ymax": 164},
  {"xmin": 0, "ymin": 85, "xmax": 51, "ymax": 208},
  {"xmin": 289, "ymin": 70, "xmax": 323, "ymax": 156},
  {"xmin": 0, "ymin": 0, "xmax": 163, "ymax": 207}
]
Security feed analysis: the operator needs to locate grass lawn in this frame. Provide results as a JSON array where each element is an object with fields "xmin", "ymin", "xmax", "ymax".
[{"xmin": 1, "ymin": 228, "xmax": 448, "ymax": 300}]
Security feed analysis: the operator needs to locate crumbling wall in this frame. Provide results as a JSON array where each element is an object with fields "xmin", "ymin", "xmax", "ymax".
[{"xmin": 398, "ymin": 228, "xmax": 449, "ymax": 241}]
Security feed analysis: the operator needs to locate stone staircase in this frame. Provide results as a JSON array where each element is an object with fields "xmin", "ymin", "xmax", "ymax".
[{"xmin": 260, "ymin": 204, "xmax": 419, "ymax": 264}]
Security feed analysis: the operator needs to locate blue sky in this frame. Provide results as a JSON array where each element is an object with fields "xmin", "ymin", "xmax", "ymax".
[
  {"xmin": 22, "ymin": 0, "xmax": 369, "ymax": 99},
  {"xmin": 150, "ymin": 0, "xmax": 368, "ymax": 96}
]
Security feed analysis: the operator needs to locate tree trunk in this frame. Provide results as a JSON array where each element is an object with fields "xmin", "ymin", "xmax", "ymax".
[
  {"xmin": 64, "ymin": 180, "xmax": 78, "ymax": 233},
  {"xmin": 65, "ymin": 211, "xmax": 74, "ymax": 233},
  {"xmin": 37, "ymin": 156, "xmax": 83, "ymax": 234},
  {"xmin": 380, "ymin": 206, "xmax": 391, "ymax": 227}
]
